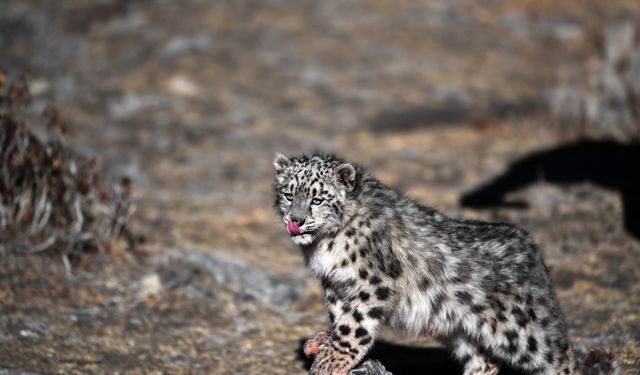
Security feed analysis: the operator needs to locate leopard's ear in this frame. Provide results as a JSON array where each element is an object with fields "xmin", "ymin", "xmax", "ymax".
[
  {"xmin": 274, "ymin": 153, "xmax": 292, "ymax": 174},
  {"xmin": 334, "ymin": 163, "xmax": 356, "ymax": 191}
]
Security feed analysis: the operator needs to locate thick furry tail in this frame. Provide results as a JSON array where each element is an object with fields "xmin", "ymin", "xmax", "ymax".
[{"xmin": 580, "ymin": 348, "xmax": 619, "ymax": 375}]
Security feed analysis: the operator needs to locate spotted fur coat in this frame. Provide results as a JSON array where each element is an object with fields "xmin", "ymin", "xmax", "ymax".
[{"xmin": 274, "ymin": 153, "xmax": 577, "ymax": 375}]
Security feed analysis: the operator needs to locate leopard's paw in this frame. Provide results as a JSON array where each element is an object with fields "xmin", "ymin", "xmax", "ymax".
[
  {"xmin": 310, "ymin": 346, "xmax": 356, "ymax": 375},
  {"xmin": 303, "ymin": 331, "xmax": 330, "ymax": 357}
]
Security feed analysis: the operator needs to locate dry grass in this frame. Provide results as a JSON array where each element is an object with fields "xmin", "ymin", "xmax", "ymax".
[{"xmin": 0, "ymin": 72, "xmax": 135, "ymax": 267}]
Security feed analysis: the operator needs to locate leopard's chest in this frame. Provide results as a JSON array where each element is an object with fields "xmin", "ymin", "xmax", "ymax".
[{"xmin": 308, "ymin": 236, "xmax": 357, "ymax": 285}]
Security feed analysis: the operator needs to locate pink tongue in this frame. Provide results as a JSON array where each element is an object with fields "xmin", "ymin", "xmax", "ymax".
[{"xmin": 287, "ymin": 221, "xmax": 302, "ymax": 235}]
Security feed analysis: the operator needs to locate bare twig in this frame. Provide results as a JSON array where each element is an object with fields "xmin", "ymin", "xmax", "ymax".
[{"xmin": 21, "ymin": 235, "xmax": 57, "ymax": 254}]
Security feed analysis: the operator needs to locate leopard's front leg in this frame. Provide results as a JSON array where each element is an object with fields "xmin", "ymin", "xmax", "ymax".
[
  {"xmin": 304, "ymin": 287, "xmax": 343, "ymax": 358},
  {"xmin": 309, "ymin": 287, "xmax": 389, "ymax": 375}
]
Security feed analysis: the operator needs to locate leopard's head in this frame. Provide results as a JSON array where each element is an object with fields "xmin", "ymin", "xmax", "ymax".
[{"xmin": 273, "ymin": 153, "xmax": 357, "ymax": 245}]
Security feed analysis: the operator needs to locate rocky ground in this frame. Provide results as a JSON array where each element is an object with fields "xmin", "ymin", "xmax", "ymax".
[{"xmin": 1, "ymin": 0, "xmax": 639, "ymax": 374}]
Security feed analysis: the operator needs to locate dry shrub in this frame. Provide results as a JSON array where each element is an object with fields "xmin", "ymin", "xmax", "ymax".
[
  {"xmin": 550, "ymin": 23, "xmax": 640, "ymax": 140},
  {"xmin": 0, "ymin": 71, "xmax": 135, "ymax": 262}
]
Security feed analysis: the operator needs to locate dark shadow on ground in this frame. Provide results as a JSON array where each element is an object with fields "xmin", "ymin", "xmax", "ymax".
[
  {"xmin": 370, "ymin": 97, "xmax": 544, "ymax": 132},
  {"xmin": 297, "ymin": 339, "xmax": 527, "ymax": 375},
  {"xmin": 460, "ymin": 139, "xmax": 640, "ymax": 240}
]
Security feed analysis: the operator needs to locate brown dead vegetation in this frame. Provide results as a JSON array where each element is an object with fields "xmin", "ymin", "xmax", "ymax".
[{"xmin": 0, "ymin": 72, "xmax": 135, "ymax": 266}]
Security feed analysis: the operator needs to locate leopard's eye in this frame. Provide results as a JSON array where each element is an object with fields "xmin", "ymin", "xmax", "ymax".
[
  {"xmin": 311, "ymin": 197, "xmax": 323, "ymax": 205},
  {"xmin": 283, "ymin": 192, "xmax": 293, "ymax": 201}
]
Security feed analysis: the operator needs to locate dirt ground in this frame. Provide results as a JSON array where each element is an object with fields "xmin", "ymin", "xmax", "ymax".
[{"xmin": 1, "ymin": 1, "xmax": 639, "ymax": 374}]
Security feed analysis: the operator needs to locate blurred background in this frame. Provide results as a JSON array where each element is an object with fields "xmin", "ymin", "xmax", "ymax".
[{"xmin": 1, "ymin": 0, "xmax": 639, "ymax": 374}]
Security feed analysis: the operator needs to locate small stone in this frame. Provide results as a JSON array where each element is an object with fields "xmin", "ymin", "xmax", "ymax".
[
  {"xmin": 137, "ymin": 273, "xmax": 162, "ymax": 298},
  {"xmin": 166, "ymin": 75, "xmax": 200, "ymax": 97},
  {"xmin": 19, "ymin": 330, "xmax": 37, "ymax": 338}
]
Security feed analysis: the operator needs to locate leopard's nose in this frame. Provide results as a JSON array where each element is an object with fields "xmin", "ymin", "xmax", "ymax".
[{"xmin": 290, "ymin": 215, "xmax": 306, "ymax": 226}]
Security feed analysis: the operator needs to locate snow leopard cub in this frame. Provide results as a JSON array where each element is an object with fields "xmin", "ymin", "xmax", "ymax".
[{"xmin": 273, "ymin": 153, "xmax": 576, "ymax": 375}]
